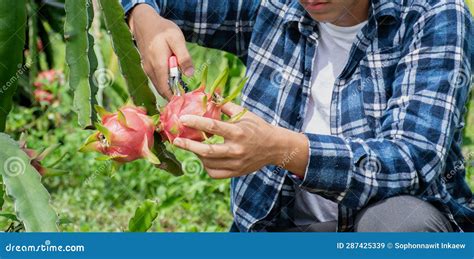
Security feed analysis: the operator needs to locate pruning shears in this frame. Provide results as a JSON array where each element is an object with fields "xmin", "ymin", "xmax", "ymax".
[{"xmin": 168, "ymin": 55, "xmax": 188, "ymax": 96}]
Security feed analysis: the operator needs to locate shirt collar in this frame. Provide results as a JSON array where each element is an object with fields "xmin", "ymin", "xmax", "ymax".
[
  {"xmin": 370, "ymin": 0, "xmax": 401, "ymax": 24},
  {"xmin": 283, "ymin": 1, "xmax": 318, "ymax": 39},
  {"xmin": 283, "ymin": 0, "xmax": 401, "ymax": 32}
]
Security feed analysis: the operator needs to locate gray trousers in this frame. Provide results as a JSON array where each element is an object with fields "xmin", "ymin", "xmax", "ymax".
[{"xmin": 272, "ymin": 195, "xmax": 454, "ymax": 232}]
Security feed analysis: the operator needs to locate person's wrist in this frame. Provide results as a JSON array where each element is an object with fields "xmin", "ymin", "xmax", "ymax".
[
  {"xmin": 269, "ymin": 125, "xmax": 291, "ymax": 165},
  {"xmin": 128, "ymin": 4, "xmax": 159, "ymax": 34},
  {"xmin": 270, "ymin": 126, "xmax": 308, "ymax": 177}
]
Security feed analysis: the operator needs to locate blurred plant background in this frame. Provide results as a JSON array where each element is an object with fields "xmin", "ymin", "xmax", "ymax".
[{"xmin": 0, "ymin": 0, "xmax": 473, "ymax": 232}]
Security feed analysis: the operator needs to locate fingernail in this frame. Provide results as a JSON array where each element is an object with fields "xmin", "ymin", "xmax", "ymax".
[
  {"xmin": 184, "ymin": 67, "xmax": 194, "ymax": 77},
  {"xmin": 180, "ymin": 115, "xmax": 191, "ymax": 123},
  {"xmin": 174, "ymin": 138, "xmax": 183, "ymax": 146}
]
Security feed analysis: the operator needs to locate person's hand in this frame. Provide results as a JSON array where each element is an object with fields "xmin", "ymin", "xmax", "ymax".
[
  {"xmin": 172, "ymin": 103, "xmax": 309, "ymax": 179},
  {"xmin": 128, "ymin": 4, "xmax": 194, "ymax": 100}
]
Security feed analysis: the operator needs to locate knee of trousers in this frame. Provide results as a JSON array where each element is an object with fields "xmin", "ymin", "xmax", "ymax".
[{"xmin": 353, "ymin": 195, "xmax": 453, "ymax": 232}]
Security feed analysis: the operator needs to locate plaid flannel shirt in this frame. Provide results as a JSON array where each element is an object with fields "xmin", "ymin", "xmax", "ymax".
[{"xmin": 121, "ymin": 0, "xmax": 474, "ymax": 232}]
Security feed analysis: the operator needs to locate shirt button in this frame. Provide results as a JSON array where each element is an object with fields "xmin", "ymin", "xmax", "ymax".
[{"xmin": 304, "ymin": 69, "xmax": 311, "ymax": 77}]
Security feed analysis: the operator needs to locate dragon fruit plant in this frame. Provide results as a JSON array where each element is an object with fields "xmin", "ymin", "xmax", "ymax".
[
  {"xmin": 80, "ymin": 67, "xmax": 247, "ymax": 169},
  {"xmin": 159, "ymin": 67, "xmax": 247, "ymax": 142},
  {"xmin": 19, "ymin": 133, "xmax": 66, "ymax": 176}
]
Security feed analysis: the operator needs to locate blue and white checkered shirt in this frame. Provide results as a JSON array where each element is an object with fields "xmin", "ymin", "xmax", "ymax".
[{"xmin": 121, "ymin": 0, "xmax": 474, "ymax": 232}]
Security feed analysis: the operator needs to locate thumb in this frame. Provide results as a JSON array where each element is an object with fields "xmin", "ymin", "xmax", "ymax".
[
  {"xmin": 221, "ymin": 102, "xmax": 244, "ymax": 117},
  {"xmin": 167, "ymin": 34, "xmax": 194, "ymax": 76}
]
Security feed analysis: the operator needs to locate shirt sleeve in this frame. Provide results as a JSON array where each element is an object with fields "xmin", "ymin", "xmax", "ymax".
[
  {"xmin": 120, "ymin": 0, "xmax": 261, "ymax": 59},
  {"xmin": 121, "ymin": 0, "xmax": 160, "ymax": 15},
  {"xmin": 292, "ymin": 1, "xmax": 473, "ymax": 210}
]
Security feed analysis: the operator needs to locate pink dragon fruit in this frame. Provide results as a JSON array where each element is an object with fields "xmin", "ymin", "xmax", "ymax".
[
  {"xmin": 34, "ymin": 69, "xmax": 63, "ymax": 88},
  {"xmin": 33, "ymin": 69, "xmax": 64, "ymax": 106},
  {"xmin": 79, "ymin": 104, "xmax": 161, "ymax": 165},
  {"xmin": 33, "ymin": 89, "xmax": 55, "ymax": 105},
  {"xmin": 159, "ymin": 67, "xmax": 247, "ymax": 142}
]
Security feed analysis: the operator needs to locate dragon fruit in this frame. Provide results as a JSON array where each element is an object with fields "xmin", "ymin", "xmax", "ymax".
[
  {"xmin": 33, "ymin": 89, "xmax": 55, "ymax": 105},
  {"xmin": 33, "ymin": 69, "xmax": 63, "ymax": 88},
  {"xmin": 79, "ymin": 104, "xmax": 161, "ymax": 165},
  {"xmin": 159, "ymin": 67, "xmax": 247, "ymax": 142},
  {"xmin": 33, "ymin": 69, "xmax": 64, "ymax": 106}
]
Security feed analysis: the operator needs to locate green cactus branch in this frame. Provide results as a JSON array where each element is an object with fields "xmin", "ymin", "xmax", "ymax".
[
  {"xmin": 97, "ymin": 0, "xmax": 158, "ymax": 114},
  {"xmin": 27, "ymin": 0, "xmax": 39, "ymax": 87},
  {"xmin": 64, "ymin": 0, "xmax": 97, "ymax": 129},
  {"xmin": 0, "ymin": 133, "xmax": 58, "ymax": 232},
  {"xmin": 0, "ymin": 1, "xmax": 27, "ymax": 132}
]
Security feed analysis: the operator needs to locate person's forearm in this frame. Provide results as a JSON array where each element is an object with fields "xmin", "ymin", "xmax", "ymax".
[
  {"xmin": 271, "ymin": 126, "xmax": 309, "ymax": 178},
  {"xmin": 128, "ymin": 4, "xmax": 157, "ymax": 35},
  {"xmin": 124, "ymin": 2, "xmax": 194, "ymax": 99}
]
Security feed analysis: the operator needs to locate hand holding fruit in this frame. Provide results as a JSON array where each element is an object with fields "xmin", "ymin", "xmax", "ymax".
[
  {"xmin": 165, "ymin": 66, "xmax": 310, "ymax": 179},
  {"xmin": 173, "ymin": 102, "xmax": 287, "ymax": 178}
]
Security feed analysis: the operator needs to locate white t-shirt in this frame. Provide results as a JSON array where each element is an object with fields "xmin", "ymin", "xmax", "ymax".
[{"xmin": 294, "ymin": 21, "xmax": 368, "ymax": 226}]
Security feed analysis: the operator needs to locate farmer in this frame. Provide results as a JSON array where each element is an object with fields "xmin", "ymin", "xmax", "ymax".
[{"xmin": 121, "ymin": 0, "xmax": 473, "ymax": 232}]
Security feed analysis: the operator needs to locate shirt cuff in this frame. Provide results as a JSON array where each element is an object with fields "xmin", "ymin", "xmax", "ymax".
[
  {"xmin": 121, "ymin": 0, "xmax": 160, "ymax": 16},
  {"xmin": 290, "ymin": 133, "xmax": 356, "ymax": 194}
]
